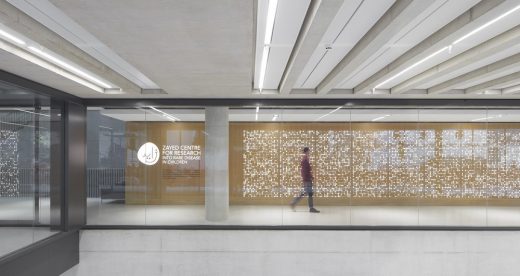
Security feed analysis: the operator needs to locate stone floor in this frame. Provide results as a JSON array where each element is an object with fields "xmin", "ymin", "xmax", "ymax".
[
  {"xmin": 86, "ymin": 198, "xmax": 520, "ymax": 226},
  {"xmin": 62, "ymin": 229, "xmax": 520, "ymax": 276}
]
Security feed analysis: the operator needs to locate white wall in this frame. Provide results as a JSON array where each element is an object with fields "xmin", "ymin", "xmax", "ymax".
[{"xmin": 63, "ymin": 229, "xmax": 520, "ymax": 276}]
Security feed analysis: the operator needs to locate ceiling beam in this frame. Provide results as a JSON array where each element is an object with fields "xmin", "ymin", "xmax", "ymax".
[
  {"xmin": 354, "ymin": 0, "xmax": 506, "ymax": 94},
  {"xmin": 465, "ymin": 71, "xmax": 520, "ymax": 94},
  {"xmin": 0, "ymin": 1, "xmax": 142, "ymax": 94},
  {"xmin": 391, "ymin": 24, "xmax": 520, "ymax": 94},
  {"xmin": 503, "ymin": 85, "xmax": 520, "ymax": 94},
  {"xmin": 428, "ymin": 52, "xmax": 520, "ymax": 94},
  {"xmin": 316, "ymin": 0, "xmax": 440, "ymax": 95},
  {"xmin": 278, "ymin": 0, "xmax": 343, "ymax": 95}
]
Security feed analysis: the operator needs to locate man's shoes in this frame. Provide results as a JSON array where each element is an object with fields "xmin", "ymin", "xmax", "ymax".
[{"xmin": 309, "ymin": 208, "xmax": 320, "ymax": 213}]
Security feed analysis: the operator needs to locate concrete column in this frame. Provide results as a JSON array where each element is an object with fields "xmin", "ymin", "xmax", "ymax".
[{"xmin": 205, "ymin": 107, "xmax": 229, "ymax": 221}]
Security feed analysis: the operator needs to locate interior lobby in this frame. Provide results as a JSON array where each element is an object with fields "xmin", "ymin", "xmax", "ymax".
[{"xmin": 2, "ymin": 0, "xmax": 520, "ymax": 275}]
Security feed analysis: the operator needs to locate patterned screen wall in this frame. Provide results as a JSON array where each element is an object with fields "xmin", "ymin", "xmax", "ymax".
[
  {"xmin": 233, "ymin": 123, "xmax": 520, "ymax": 201},
  {"xmin": 0, "ymin": 130, "xmax": 19, "ymax": 197}
]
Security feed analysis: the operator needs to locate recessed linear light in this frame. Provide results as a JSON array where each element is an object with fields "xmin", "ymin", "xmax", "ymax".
[
  {"xmin": 0, "ymin": 29, "xmax": 25, "ymax": 46},
  {"xmin": 453, "ymin": 4, "xmax": 520, "ymax": 45},
  {"xmin": 149, "ymin": 106, "xmax": 180, "ymax": 122},
  {"xmin": 374, "ymin": 5, "xmax": 520, "ymax": 90},
  {"xmin": 372, "ymin": 115, "xmax": 390, "ymax": 122},
  {"xmin": 375, "ymin": 47, "xmax": 448, "ymax": 89},
  {"xmin": 258, "ymin": 0, "xmax": 278, "ymax": 92},
  {"xmin": 15, "ymin": 108, "xmax": 50, "ymax": 117},
  {"xmin": 0, "ymin": 120, "xmax": 45, "ymax": 129},
  {"xmin": 314, "ymin": 106, "xmax": 343, "ymax": 121},
  {"xmin": 28, "ymin": 46, "xmax": 112, "ymax": 88},
  {"xmin": 0, "ymin": 28, "xmax": 117, "ymax": 94},
  {"xmin": 471, "ymin": 114, "xmax": 502, "ymax": 122},
  {"xmin": 0, "ymin": 38, "xmax": 104, "ymax": 93}
]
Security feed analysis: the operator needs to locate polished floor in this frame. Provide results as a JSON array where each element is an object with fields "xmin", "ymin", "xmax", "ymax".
[
  {"xmin": 0, "ymin": 198, "xmax": 54, "ymax": 257},
  {"xmin": 86, "ymin": 198, "xmax": 520, "ymax": 226},
  {"xmin": 0, "ymin": 227, "xmax": 55, "ymax": 256}
]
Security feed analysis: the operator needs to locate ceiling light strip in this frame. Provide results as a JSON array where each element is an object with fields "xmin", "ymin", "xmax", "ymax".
[
  {"xmin": 471, "ymin": 114, "xmax": 502, "ymax": 122},
  {"xmin": 375, "ymin": 46, "xmax": 448, "ymax": 89},
  {"xmin": 148, "ymin": 106, "xmax": 180, "ymax": 121},
  {"xmin": 453, "ymin": 4, "xmax": 520, "ymax": 45},
  {"xmin": 314, "ymin": 106, "xmax": 343, "ymax": 121},
  {"xmin": 0, "ymin": 29, "xmax": 25, "ymax": 46},
  {"xmin": 0, "ymin": 39, "xmax": 104, "ymax": 93},
  {"xmin": 372, "ymin": 115, "xmax": 390, "ymax": 122},
  {"xmin": 15, "ymin": 108, "xmax": 50, "ymax": 117},
  {"xmin": 375, "ymin": 4, "xmax": 520, "ymax": 90},
  {"xmin": 28, "ymin": 46, "xmax": 112, "ymax": 88},
  {"xmin": 0, "ymin": 27, "xmax": 117, "ymax": 93},
  {"xmin": 258, "ymin": 0, "xmax": 278, "ymax": 92}
]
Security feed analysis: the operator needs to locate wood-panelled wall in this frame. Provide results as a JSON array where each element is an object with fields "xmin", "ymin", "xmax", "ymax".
[
  {"xmin": 126, "ymin": 122, "xmax": 520, "ymax": 205},
  {"xmin": 125, "ymin": 122, "xmax": 205, "ymax": 204}
]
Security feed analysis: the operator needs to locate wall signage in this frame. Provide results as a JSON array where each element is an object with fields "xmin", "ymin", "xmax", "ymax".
[
  {"xmin": 137, "ymin": 142, "xmax": 160, "ymax": 165},
  {"xmin": 162, "ymin": 145, "xmax": 202, "ymax": 165}
]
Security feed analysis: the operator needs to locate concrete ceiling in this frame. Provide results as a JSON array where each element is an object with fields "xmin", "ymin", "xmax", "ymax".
[{"xmin": 0, "ymin": 0, "xmax": 520, "ymax": 100}]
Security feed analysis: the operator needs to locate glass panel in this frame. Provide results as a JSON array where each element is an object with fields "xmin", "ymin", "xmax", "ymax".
[
  {"xmin": 349, "ymin": 109, "xmax": 419, "ymax": 226},
  {"xmin": 417, "ymin": 109, "xmax": 488, "ymax": 226},
  {"xmin": 0, "ymin": 81, "xmax": 58, "ymax": 256},
  {"xmin": 485, "ymin": 108, "xmax": 520, "ymax": 226},
  {"xmin": 227, "ymin": 106, "xmax": 284, "ymax": 225},
  {"xmin": 143, "ymin": 107, "xmax": 205, "ymax": 225},
  {"xmin": 86, "ymin": 107, "xmax": 147, "ymax": 225},
  {"xmin": 83, "ymin": 105, "xmax": 520, "ymax": 228}
]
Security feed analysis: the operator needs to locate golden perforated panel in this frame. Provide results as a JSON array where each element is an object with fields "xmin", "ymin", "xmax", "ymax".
[{"xmin": 237, "ymin": 123, "xmax": 520, "ymax": 200}]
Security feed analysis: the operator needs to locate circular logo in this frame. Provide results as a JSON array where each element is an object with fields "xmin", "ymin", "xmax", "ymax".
[{"xmin": 137, "ymin": 142, "xmax": 160, "ymax": 165}]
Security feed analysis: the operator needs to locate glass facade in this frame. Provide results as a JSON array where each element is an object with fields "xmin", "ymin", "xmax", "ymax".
[
  {"xmin": 0, "ymin": 81, "xmax": 62, "ymax": 257},
  {"xmin": 85, "ymin": 105, "xmax": 520, "ymax": 227}
]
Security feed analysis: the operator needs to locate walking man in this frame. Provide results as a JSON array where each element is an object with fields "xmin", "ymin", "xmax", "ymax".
[{"xmin": 290, "ymin": 147, "xmax": 320, "ymax": 213}]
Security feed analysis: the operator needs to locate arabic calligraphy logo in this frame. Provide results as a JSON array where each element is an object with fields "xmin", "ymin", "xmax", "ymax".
[{"xmin": 137, "ymin": 142, "xmax": 160, "ymax": 165}]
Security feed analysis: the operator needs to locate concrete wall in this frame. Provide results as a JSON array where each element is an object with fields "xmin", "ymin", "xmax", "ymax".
[{"xmin": 63, "ymin": 229, "xmax": 520, "ymax": 276}]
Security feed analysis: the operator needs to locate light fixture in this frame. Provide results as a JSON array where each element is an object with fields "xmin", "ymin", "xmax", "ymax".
[
  {"xmin": 28, "ymin": 46, "xmax": 112, "ymax": 88},
  {"xmin": 314, "ymin": 106, "xmax": 343, "ymax": 121},
  {"xmin": 0, "ymin": 29, "xmax": 25, "ymax": 46},
  {"xmin": 272, "ymin": 114, "xmax": 279, "ymax": 121},
  {"xmin": 104, "ymin": 88, "xmax": 124, "ymax": 94},
  {"xmin": 453, "ymin": 4, "xmax": 520, "ymax": 45},
  {"xmin": 471, "ymin": 114, "xmax": 502, "ymax": 122},
  {"xmin": 148, "ymin": 106, "xmax": 180, "ymax": 122},
  {"xmin": 372, "ymin": 115, "xmax": 390, "ymax": 122},
  {"xmin": 375, "ymin": 4, "xmax": 520, "ymax": 90},
  {"xmin": 258, "ymin": 0, "xmax": 278, "ymax": 92},
  {"xmin": 0, "ymin": 120, "xmax": 43, "ymax": 129},
  {"xmin": 0, "ymin": 27, "xmax": 120, "ymax": 94},
  {"xmin": 375, "ymin": 47, "xmax": 448, "ymax": 88},
  {"xmin": 14, "ymin": 108, "xmax": 50, "ymax": 117}
]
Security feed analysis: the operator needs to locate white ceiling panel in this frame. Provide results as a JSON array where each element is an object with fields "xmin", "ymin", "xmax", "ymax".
[
  {"xmin": 378, "ymin": 1, "xmax": 520, "ymax": 89},
  {"xmin": 418, "ymin": 44, "xmax": 520, "ymax": 89},
  {"xmin": 340, "ymin": 0, "xmax": 481, "ymax": 89},
  {"xmin": 262, "ymin": 47, "xmax": 292, "ymax": 89},
  {"xmin": 339, "ymin": 0, "xmax": 481, "ymax": 89},
  {"xmin": 254, "ymin": 0, "xmax": 310, "ymax": 90},
  {"xmin": 1, "ymin": 0, "xmax": 519, "ymax": 99},
  {"xmin": 295, "ymin": 0, "xmax": 394, "ymax": 89}
]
